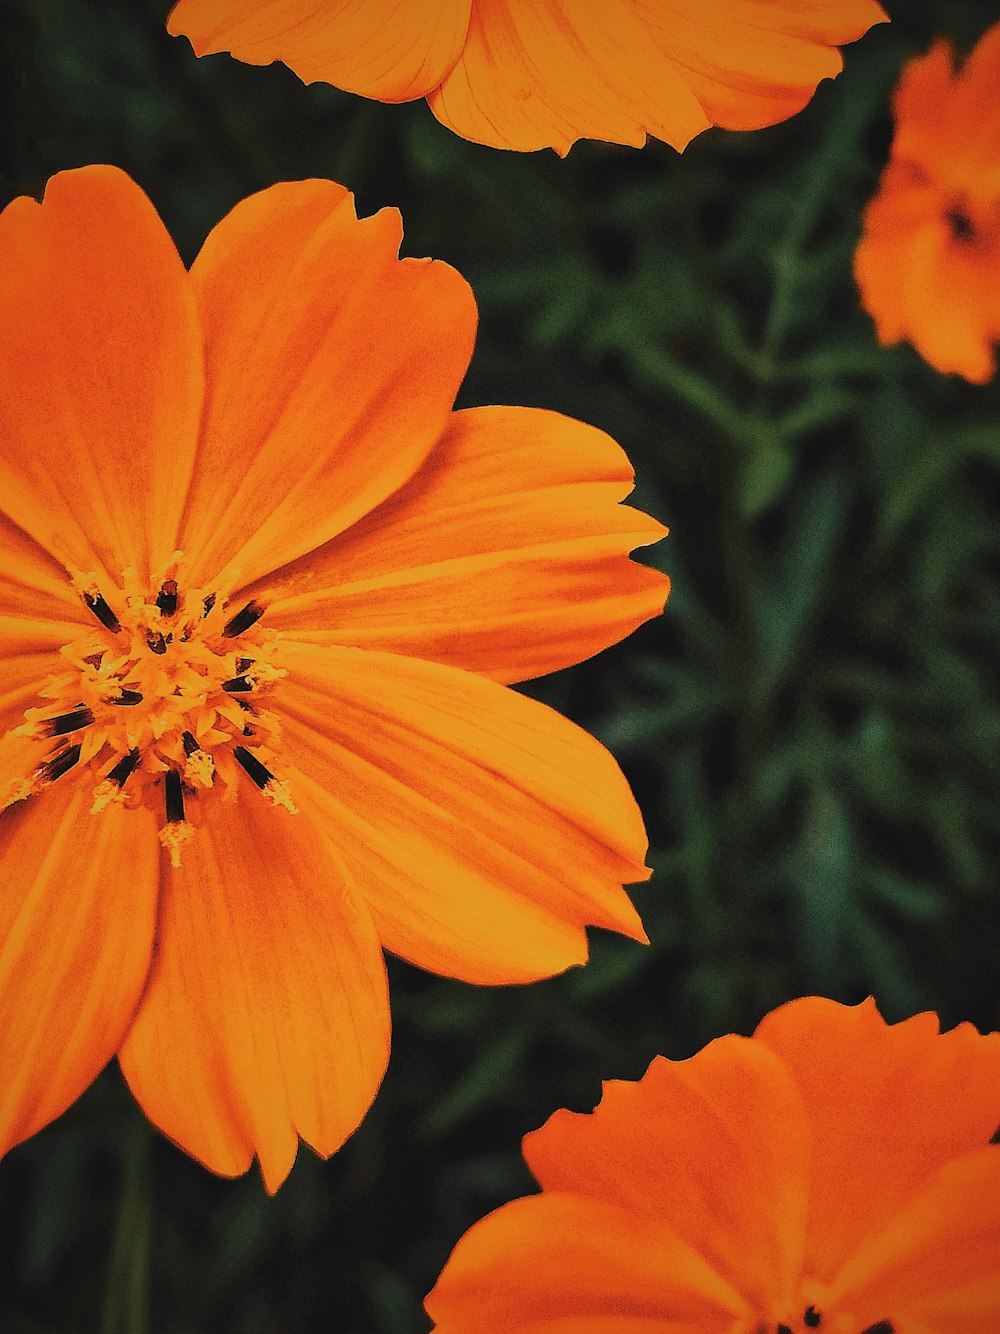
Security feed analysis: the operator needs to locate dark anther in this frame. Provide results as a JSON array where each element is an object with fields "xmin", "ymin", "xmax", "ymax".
[
  {"xmin": 804, "ymin": 1308, "xmax": 822, "ymax": 1328},
  {"xmin": 112, "ymin": 687, "xmax": 144, "ymax": 706},
  {"xmin": 146, "ymin": 630, "xmax": 171, "ymax": 655},
  {"xmin": 105, "ymin": 749, "xmax": 140, "ymax": 787},
  {"xmin": 235, "ymin": 698, "xmax": 255, "ymax": 713},
  {"xmin": 860, "ymin": 1323, "xmax": 894, "ymax": 1334},
  {"xmin": 236, "ymin": 656, "xmax": 254, "ymax": 673},
  {"xmin": 202, "ymin": 592, "xmax": 217, "ymax": 616},
  {"xmin": 222, "ymin": 600, "xmax": 265, "ymax": 638},
  {"xmin": 989, "ymin": 1124, "xmax": 1000, "ymax": 1145},
  {"xmin": 38, "ymin": 744, "xmax": 82, "ymax": 783},
  {"xmin": 164, "ymin": 769, "xmax": 185, "ymax": 824},
  {"xmin": 946, "ymin": 207, "xmax": 975, "ymax": 243},
  {"xmin": 83, "ymin": 589, "xmax": 121, "ymax": 634},
  {"xmin": 43, "ymin": 706, "xmax": 94, "ymax": 737},
  {"xmin": 156, "ymin": 579, "xmax": 179, "ymax": 617},
  {"xmin": 776, "ymin": 1325, "xmax": 793, "ymax": 1334},
  {"xmin": 233, "ymin": 745, "xmax": 273, "ymax": 789},
  {"xmin": 181, "ymin": 730, "xmax": 200, "ymax": 757},
  {"xmin": 222, "ymin": 675, "xmax": 254, "ymax": 693},
  {"xmin": 242, "ymin": 724, "xmax": 255, "ymax": 737}
]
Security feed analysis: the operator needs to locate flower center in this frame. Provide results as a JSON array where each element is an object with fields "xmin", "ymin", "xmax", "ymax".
[
  {"xmin": 768, "ymin": 1312, "xmax": 894, "ymax": 1334},
  {"xmin": 6, "ymin": 563, "xmax": 296, "ymax": 865},
  {"xmin": 945, "ymin": 205, "xmax": 977, "ymax": 244}
]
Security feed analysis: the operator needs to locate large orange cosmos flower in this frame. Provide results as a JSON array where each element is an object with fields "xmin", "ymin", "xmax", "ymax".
[
  {"xmin": 426, "ymin": 996, "xmax": 1000, "ymax": 1333},
  {"xmin": 0, "ymin": 165, "xmax": 667, "ymax": 1191},
  {"xmin": 167, "ymin": 1, "xmax": 888, "ymax": 155},
  {"xmin": 855, "ymin": 23, "xmax": 1000, "ymax": 383}
]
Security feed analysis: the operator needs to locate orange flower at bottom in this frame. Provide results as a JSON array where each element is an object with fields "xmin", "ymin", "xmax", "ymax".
[
  {"xmin": 426, "ymin": 997, "xmax": 1000, "ymax": 1334},
  {"xmin": 855, "ymin": 23, "xmax": 1000, "ymax": 383},
  {"xmin": 0, "ymin": 166, "xmax": 667, "ymax": 1191}
]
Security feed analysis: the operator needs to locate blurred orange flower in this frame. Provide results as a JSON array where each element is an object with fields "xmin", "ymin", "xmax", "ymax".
[
  {"xmin": 426, "ymin": 996, "xmax": 1000, "ymax": 1333},
  {"xmin": 855, "ymin": 23, "xmax": 1000, "ymax": 383},
  {"xmin": 0, "ymin": 165, "xmax": 667, "ymax": 1191},
  {"xmin": 167, "ymin": 1, "xmax": 888, "ymax": 155}
]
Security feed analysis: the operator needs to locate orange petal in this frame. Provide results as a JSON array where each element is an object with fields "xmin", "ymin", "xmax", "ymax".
[
  {"xmin": 829, "ymin": 1148, "xmax": 1000, "ymax": 1334},
  {"xmin": 755, "ymin": 996, "xmax": 1000, "ymax": 1283},
  {"xmin": 890, "ymin": 38, "xmax": 957, "ymax": 176},
  {"xmin": 0, "ymin": 166, "xmax": 203, "ymax": 584},
  {"xmin": 275, "ymin": 642, "xmax": 649, "ymax": 984},
  {"xmin": 424, "ymin": 1193, "xmax": 750, "ymax": 1332},
  {"xmin": 947, "ymin": 22, "xmax": 1000, "ymax": 192},
  {"xmin": 430, "ymin": 0, "xmax": 884, "ymax": 154},
  {"xmin": 0, "ymin": 779, "xmax": 159, "ymax": 1157},
  {"xmin": 244, "ymin": 406, "xmax": 668, "ymax": 685},
  {"xmin": 168, "ymin": 0, "xmax": 472, "ymax": 101},
  {"xmin": 523, "ymin": 1036, "xmax": 810, "ymax": 1312},
  {"xmin": 0, "ymin": 514, "xmax": 90, "ymax": 737},
  {"xmin": 630, "ymin": 0, "xmax": 888, "ymax": 133},
  {"xmin": 118, "ymin": 784, "xmax": 390, "ymax": 1192},
  {"xmin": 895, "ymin": 217, "xmax": 998, "ymax": 383},
  {"xmin": 177, "ymin": 179, "xmax": 476, "ymax": 591},
  {"xmin": 429, "ymin": 0, "xmax": 710, "ymax": 154}
]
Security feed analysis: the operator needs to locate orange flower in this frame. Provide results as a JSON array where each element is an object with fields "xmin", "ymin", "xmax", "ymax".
[
  {"xmin": 855, "ymin": 23, "xmax": 1000, "ymax": 383},
  {"xmin": 0, "ymin": 165, "xmax": 667, "ymax": 1191},
  {"xmin": 426, "ymin": 996, "xmax": 1000, "ymax": 1333},
  {"xmin": 167, "ymin": 1, "xmax": 888, "ymax": 155}
]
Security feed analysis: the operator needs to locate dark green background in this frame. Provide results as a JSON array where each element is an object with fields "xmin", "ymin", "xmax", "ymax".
[{"xmin": 3, "ymin": 3, "xmax": 999, "ymax": 1330}]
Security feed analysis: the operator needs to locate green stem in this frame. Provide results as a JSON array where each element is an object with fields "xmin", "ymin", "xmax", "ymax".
[{"xmin": 100, "ymin": 1113, "xmax": 153, "ymax": 1334}]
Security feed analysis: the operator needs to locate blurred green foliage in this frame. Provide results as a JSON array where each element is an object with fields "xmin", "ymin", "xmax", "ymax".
[{"xmin": 2, "ymin": 2, "xmax": 1000, "ymax": 1330}]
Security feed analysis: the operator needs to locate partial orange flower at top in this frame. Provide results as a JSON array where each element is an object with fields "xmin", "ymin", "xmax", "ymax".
[
  {"xmin": 0, "ymin": 165, "xmax": 667, "ymax": 1191},
  {"xmin": 426, "ymin": 996, "xmax": 1000, "ymax": 1334},
  {"xmin": 855, "ymin": 23, "xmax": 1000, "ymax": 383},
  {"xmin": 167, "ymin": 0, "xmax": 888, "ymax": 155}
]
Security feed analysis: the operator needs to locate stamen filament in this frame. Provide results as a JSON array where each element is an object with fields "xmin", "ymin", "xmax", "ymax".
[
  {"xmin": 164, "ymin": 769, "xmax": 185, "ymax": 824},
  {"xmin": 233, "ymin": 745, "xmax": 273, "ymax": 788},
  {"xmin": 146, "ymin": 630, "xmax": 170, "ymax": 655},
  {"xmin": 105, "ymin": 749, "xmax": 140, "ymax": 787},
  {"xmin": 222, "ymin": 600, "xmax": 264, "ymax": 637},
  {"xmin": 222, "ymin": 675, "xmax": 254, "ymax": 693},
  {"xmin": 156, "ymin": 579, "xmax": 179, "ymax": 616},
  {"xmin": 83, "ymin": 589, "xmax": 122, "ymax": 634},
  {"xmin": 111, "ymin": 688, "xmax": 144, "ymax": 706},
  {"xmin": 39, "ymin": 744, "xmax": 82, "ymax": 783},
  {"xmin": 44, "ymin": 706, "xmax": 95, "ymax": 737}
]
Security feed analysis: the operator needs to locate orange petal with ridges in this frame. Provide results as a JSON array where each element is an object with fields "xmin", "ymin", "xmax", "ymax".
[
  {"xmin": 0, "ymin": 515, "xmax": 91, "ymax": 737},
  {"xmin": 829, "ymin": 1149, "xmax": 1000, "ymax": 1334},
  {"xmin": 0, "ymin": 166, "xmax": 203, "ymax": 584},
  {"xmin": 178, "ymin": 179, "xmax": 477, "ymax": 590},
  {"xmin": 429, "ymin": 0, "xmax": 710, "ymax": 154},
  {"xmin": 0, "ymin": 780, "xmax": 159, "ymax": 1157},
  {"xmin": 523, "ymin": 1036, "xmax": 810, "ymax": 1312},
  {"xmin": 245, "ymin": 406, "xmax": 667, "ymax": 685},
  {"xmin": 630, "ymin": 0, "xmax": 888, "ymax": 132},
  {"xmin": 755, "ymin": 996, "xmax": 1000, "ymax": 1283},
  {"xmin": 119, "ymin": 785, "xmax": 389, "ymax": 1193},
  {"xmin": 168, "ymin": 0, "xmax": 472, "ymax": 100},
  {"xmin": 424, "ymin": 1193, "xmax": 749, "ymax": 1332},
  {"xmin": 274, "ymin": 643, "xmax": 649, "ymax": 985}
]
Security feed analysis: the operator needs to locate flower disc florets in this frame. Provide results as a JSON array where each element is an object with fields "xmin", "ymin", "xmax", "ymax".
[{"xmin": 9, "ymin": 558, "xmax": 295, "ymax": 864}]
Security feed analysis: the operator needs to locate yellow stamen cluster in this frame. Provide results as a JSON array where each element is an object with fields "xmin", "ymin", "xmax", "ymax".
[{"xmin": 7, "ymin": 560, "xmax": 296, "ymax": 865}]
